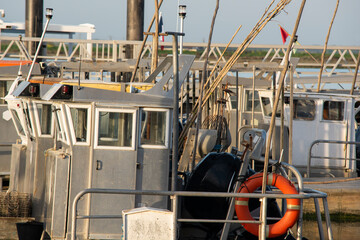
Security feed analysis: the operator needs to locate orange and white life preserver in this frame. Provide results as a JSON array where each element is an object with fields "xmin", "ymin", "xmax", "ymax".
[{"xmin": 235, "ymin": 173, "xmax": 300, "ymax": 238}]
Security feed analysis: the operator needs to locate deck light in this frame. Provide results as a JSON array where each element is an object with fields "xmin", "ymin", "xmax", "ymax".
[
  {"xmin": 178, "ymin": 5, "xmax": 186, "ymax": 54},
  {"xmin": 46, "ymin": 8, "xmax": 53, "ymax": 20},
  {"xmin": 28, "ymin": 85, "xmax": 38, "ymax": 95},
  {"xmin": 61, "ymin": 85, "xmax": 70, "ymax": 95},
  {"xmin": 179, "ymin": 5, "xmax": 186, "ymax": 18}
]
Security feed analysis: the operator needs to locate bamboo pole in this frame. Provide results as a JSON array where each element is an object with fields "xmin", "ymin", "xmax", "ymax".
[
  {"xmin": 130, "ymin": 0, "xmax": 164, "ymax": 83},
  {"xmin": 261, "ymin": 0, "xmax": 307, "ymax": 195},
  {"xmin": 152, "ymin": 0, "xmax": 159, "ymax": 73},
  {"xmin": 180, "ymin": 0, "xmax": 293, "ymax": 149},
  {"xmin": 191, "ymin": 0, "xmax": 220, "ymax": 170},
  {"xmin": 203, "ymin": 25, "xmax": 242, "ymax": 88},
  {"xmin": 289, "ymin": 65, "xmax": 294, "ymax": 179},
  {"xmin": 316, "ymin": 0, "xmax": 340, "ymax": 92}
]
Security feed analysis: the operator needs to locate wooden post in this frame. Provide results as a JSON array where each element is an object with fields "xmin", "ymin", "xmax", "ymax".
[{"xmin": 289, "ymin": 65, "xmax": 294, "ymax": 178}]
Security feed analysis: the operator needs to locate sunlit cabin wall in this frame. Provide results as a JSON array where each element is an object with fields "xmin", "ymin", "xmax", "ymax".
[
  {"xmin": 0, "ymin": 81, "xmax": 18, "ymax": 176},
  {"xmin": 40, "ymin": 85, "xmax": 173, "ymax": 239},
  {"xmin": 7, "ymin": 97, "xmax": 54, "ymax": 221}
]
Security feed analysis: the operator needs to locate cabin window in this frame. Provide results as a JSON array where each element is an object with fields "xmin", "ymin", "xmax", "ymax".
[
  {"xmin": 226, "ymin": 87, "xmax": 238, "ymax": 109},
  {"xmin": 245, "ymin": 90, "xmax": 261, "ymax": 112},
  {"xmin": 355, "ymin": 101, "xmax": 360, "ymax": 125},
  {"xmin": 0, "ymin": 81, "xmax": 7, "ymax": 104},
  {"xmin": 293, "ymin": 99, "xmax": 316, "ymax": 121},
  {"xmin": 260, "ymin": 96, "xmax": 283, "ymax": 117},
  {"xmin": 323, "ymin": 101, "xmax": 344, "ymax": 121},
  {"xmin": 67, "ymin": 106, "xmax": 90, "ymax": 144},
  {"xmin": 96, "ymin": 109, "xmax": 135, "ymax": 148},
  {"xmin": 261, "ymin": 97, "xmax": 272, "ymax": 116},
  {"xmin": 140, "ymin": 109, "xmax": 168, "ymax": 147},
  {"xmin": 10, "ymin": 109, "xmax": 25, "ymax": 136},
  {"xmin": 35, "ymin": 103, "xmax": 53, "ymax": 135},
  {"xmin": 24, "ymin": 103, "xmax": 34, "ymax": 136},
  {"xmin": 54, "ymin": 106, "xmax": 69, "ymax": 144}
]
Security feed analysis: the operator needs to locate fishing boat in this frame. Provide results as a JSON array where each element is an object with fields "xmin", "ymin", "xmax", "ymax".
[
  {"xmin": 2, "ymin": 50, "xmax": 336, "ymax": 240},
  {"xmin": 257, "ymin": 74, "xmax": 360, "ymax": 178},
  {"xmin": 1, "ymin": 1, "xmax": 340, "ymax": 239}
]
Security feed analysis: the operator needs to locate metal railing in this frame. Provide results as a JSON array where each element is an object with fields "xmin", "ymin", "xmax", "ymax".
[
  {"xmin": 71, "ymin": 161, "xmax": 333, "ymax": 240},
  {"xmin": 71, "ymin": 189, "xmax": 311, "ymax": 240},
  {"xmin": 306, "ymin": 139, "xmax": 360, "ymax": 177},
  {"xmin": 1, "ymin": 35, "xmax": 360, "ymax": 77}
]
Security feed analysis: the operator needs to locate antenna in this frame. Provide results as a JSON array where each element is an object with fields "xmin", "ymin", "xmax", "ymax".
[{"xmin": 25, "ymin": 8, "xmax": 53, "ymax": 82}]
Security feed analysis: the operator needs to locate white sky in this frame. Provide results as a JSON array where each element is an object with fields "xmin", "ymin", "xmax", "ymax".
[{"xmin": 1, "ymin": 0, "xmax": 359, "ymax": 46}]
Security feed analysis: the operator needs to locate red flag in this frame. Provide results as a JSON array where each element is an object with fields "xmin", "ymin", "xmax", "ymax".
[
  {"xmin": 159, "ymin": 12, "xmax": 164, "ymax": 50},
  {"xmin": 279, "ymin": 26, "xmax": 289, "ymax": 44}
]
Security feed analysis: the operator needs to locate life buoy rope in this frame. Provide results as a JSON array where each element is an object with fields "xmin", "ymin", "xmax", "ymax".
[{"xmin": 235, "ymin": 173, "xmax": 300, "ymax": 238}]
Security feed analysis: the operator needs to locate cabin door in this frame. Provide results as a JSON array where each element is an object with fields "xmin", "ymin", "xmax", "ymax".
[
  {"xmin": 290, "ymin": 99, "xmax": 348, "ymax": 172},
  {"xmin": 135, "ymin": 108, "xmax": 171, "ymax": 208},
  {"xmin": 313, "ymin": 100, "xmax": 348, "ymax": 169},
  {"xmin": 89, "ymin": 107, "xmax": 137, "ymax": 239}
]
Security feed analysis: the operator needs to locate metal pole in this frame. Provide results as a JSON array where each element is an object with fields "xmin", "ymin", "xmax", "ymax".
[
  {"xmin": 166, "ymin": 31, "xmax": 184, "ymax": 192},
  {"xmin": 259, "ymin": 197, "xmax": 268, "ymax": 240},
  {"xmin": 179, "ymin": 17, "xmax": 184, "ymax": 54},
  {"xmin": 236, "ymin": 71, "xmax": 239, "ymax": 149},
  {"xmin": 252, "ymin": 66, "xmax": 256, "ymax": 128},
  {"xmin": 322, "ymin": 198, "xmax": 334, "ymax": 240},
  {"xmin": 26, "ymin": 8, "xmax": 52, "ymax": 82},
  {"xmin": 172, "ymin": 195, "xmax": 178, "ymax": 239},
  {"xmin": 178, "ymin": 5, "xmax": 186, "ymax": 55},
  {"xmin": 314, "ymin": 198, "xmax": 325, "ymax": 240}
]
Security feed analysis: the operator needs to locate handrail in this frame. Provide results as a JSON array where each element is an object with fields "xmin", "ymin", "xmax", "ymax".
[
  {"xmin": 306, "ymin": 139, "xmax": 360, "ymax": 177},
  {"xmin": 71, "ymin": 188, "xmax": 322, "ymax": 240}
]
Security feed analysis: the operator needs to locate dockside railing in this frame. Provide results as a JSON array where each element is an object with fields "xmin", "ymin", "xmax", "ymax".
[{"xmin": 1, "ymin": 35, "xmax": 360, "ymax": 77}]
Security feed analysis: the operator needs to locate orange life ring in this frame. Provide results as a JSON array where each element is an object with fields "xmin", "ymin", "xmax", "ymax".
[{"xmin": 235, "ymin": 173, "xmax": 300, "ymax": 238}]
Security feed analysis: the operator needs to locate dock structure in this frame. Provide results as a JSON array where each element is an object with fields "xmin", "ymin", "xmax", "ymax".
[
  {"xmin": 302, "ymin": 178, "xmax": 360, "ymax": 215},
  {"xmin": 1, "ymin": 35, "xmax": 360, "ymax": 77}
]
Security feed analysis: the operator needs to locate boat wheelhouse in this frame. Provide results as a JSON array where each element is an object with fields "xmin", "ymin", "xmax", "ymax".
[{"xmin": 6, "ymin": 55, "xmax": 195, "ymax": 239}]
